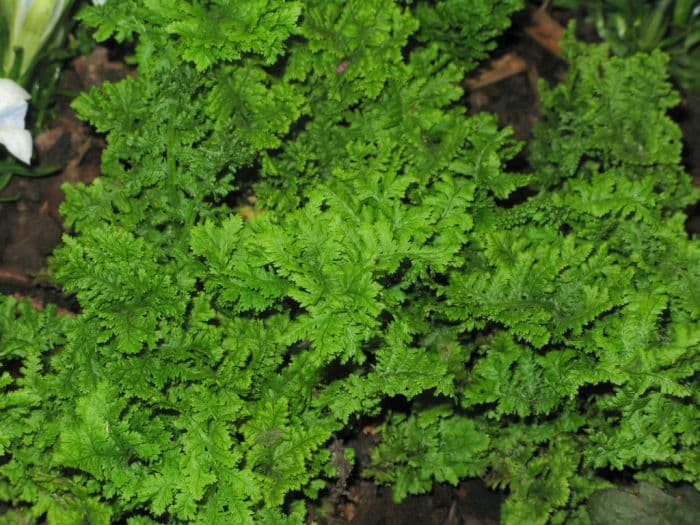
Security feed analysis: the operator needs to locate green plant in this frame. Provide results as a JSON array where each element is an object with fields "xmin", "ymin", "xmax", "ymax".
[
  {"xmin": 412, "ymin": 0, "xmax": 523, "ymax": 67},
  {"xmin": 369, "ymin": 31, "xmax": 700, "ymax": 523},
  {"xmin": 552, "ymin": 0, "xmax": 700, "ymax": 91},
  {"xmin": 1, "ymin": 1, "xmax": 698, "ymax": 524}
]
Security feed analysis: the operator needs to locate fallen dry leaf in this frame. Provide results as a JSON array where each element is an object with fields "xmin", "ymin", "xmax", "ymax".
[
  {"xmin": 466, "ymin": 52, "xmax": 528, "ymax": 90},
  {"xmin": 525, "ymin": 8, "xmax": 565, "ymax": 56}
]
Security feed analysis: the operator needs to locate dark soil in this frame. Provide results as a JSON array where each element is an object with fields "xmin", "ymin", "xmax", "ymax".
[
  {"xmin": 312, "ymin": 478, "xmax": 502, "ymax": 525},
  {"xmin": 1, "ymin": 5, "xmax": 699, "ymax": 525},
  {"xmin": 0, "ymin": 46, "xmax": 130, "ymax": 306},
  {"xmin": 307, "ymin": 431, "xmax": 502, "ymax": 525}
]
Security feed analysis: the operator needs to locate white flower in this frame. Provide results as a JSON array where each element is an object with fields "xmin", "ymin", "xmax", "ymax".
[
  {"xmin": 1, "ymin": 0, "xmax": 71, "ymax": 78},
  {"xmin": 92, "ymin": 0, "xmax": 106, "ymax": 5},
  {"xmin": 0, "ymin": 78, "xmax": 32, "ymax": 164}
]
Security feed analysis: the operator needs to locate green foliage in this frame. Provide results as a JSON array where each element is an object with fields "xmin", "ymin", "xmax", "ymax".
[
  {"xmin": 370, "ymin": 31, "xmax": 700, "ymax": 525},
  {"xmin": 553, "ymin": 0, "xmax": 700, "ymax": 91},
  {"xmin": 366, "ymin": 405, "xmax": 490, "ymax": 500},
  {"xmin": 1, "ymin": 1, "xmax": 699, "ymax": 524},
  {"xmin": 413, "ymin": 0, "xmax": 523, "ymax": 67},
  {"xmin": 529, "ymin": 31, "xmax": 687, "ymax": 191}
]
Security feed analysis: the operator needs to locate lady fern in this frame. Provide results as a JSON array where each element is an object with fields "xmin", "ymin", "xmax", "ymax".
[{"xmin": 1, "ymin": 1, "xmax": 698, "ymax": 524}]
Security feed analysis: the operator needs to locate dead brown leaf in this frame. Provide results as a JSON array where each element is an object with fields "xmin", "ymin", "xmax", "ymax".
[
  {"xmin": 525, "ymin": 8, "xmax": 565, "ymax": 56},
  {"xmin": 466, "ymin": 52, "xmax": 528, "ymax": 90}
]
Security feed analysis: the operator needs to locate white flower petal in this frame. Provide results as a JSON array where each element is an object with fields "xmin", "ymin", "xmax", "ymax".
[
  {"xmin": 0, "ymin": 127, "xmax": 33, "ymax": 164},
  {"xmin": 0, "ymin": 78, "xmax": 31, "ymax": 107},
  {"xmin": 0, "ymin": 99, "xmax": 29, "ymax": 129}
]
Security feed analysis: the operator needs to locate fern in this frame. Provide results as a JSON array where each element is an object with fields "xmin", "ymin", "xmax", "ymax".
[{"xmin": 0, "ymin": 2, "xmax": 698, "ymax": 524}]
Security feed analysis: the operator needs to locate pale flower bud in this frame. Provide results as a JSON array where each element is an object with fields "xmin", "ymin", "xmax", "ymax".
[{"xmin": 1, "ymin": 0, "xmax": 71, "ymax": 78}]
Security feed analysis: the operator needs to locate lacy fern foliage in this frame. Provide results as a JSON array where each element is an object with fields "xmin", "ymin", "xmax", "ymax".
[{"xmin": 0, "ymin": 1, "xmax": 698, "ymax": 524}]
